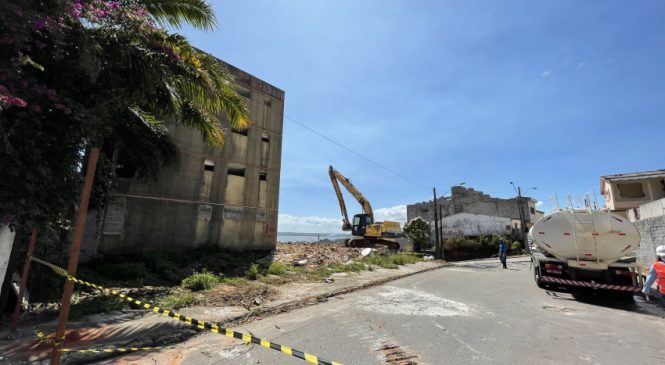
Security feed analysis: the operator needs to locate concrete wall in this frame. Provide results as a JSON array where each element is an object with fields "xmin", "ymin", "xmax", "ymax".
[
  {"xmin": 436, "ymin": 213, "xmax": 512, "ymax": 238},
  {"xmin": 407, "ymin": 186, "xmax": 537, "ymax": 229},
  {"xmin": 94, "ymin": 60, "xmax": 284, "ymax": 253},
  {"xmin": 632, "ymin": 198, "xmax": 665, "ymax": 267},
  {"xmin": 636, "ymin": 215, "xmax": 665, "ymax": 267}
]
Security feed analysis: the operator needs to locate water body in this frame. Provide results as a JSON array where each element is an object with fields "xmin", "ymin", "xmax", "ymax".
[{"xmin": 277, "ymin": 232, "xmax": 350, "ymax": 243}]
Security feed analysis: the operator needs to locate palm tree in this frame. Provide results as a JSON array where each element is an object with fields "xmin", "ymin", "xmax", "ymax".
[{"xmin": 75, "ymin": 0, "xmax": 250, "ymax": 179}]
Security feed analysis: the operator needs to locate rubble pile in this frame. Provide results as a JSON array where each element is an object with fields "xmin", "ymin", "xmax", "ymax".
[{"xmin": 273, "ymin": 243, "xmax": 362, "ymax": 268}]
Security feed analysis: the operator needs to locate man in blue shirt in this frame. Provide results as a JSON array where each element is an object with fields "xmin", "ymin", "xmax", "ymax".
[
  {"xmin": 642, "ymin": 245, "xmax": 665, "ymax": 306},
  {"xmin": 498, "ymin": 239, "xmax": 508, "ymax": 269}
]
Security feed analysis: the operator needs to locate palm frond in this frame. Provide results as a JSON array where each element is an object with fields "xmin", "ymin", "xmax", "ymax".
[
  {"xmin": 141, "ymin": 0, "xmax": 216, "ymax": 31},
  {"xmin": 181, "ymin": 102, "xmax": 225, "ymax": 147}
]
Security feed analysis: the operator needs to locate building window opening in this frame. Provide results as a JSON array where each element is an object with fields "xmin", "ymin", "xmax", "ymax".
[
  {"xmin": 236, "ymin": 87, "xmax": 251, "ymax": 99},
  {"xmin": 617, "ymin": 182, "xmax": 645, "ymax": 199},
  {"xmin": 259, "ymin": 172, "xmax": 267, "ymax": 181},
  {"xmin": 530, "ymin": 207, "xmax": 535, "ymax": 214},
  {"xmin": 261, "ymin": 132, "xmax": 270, "ymax": 142},
  {"xmin": 204, "ymin": 160, "xmax": 215, "ymax": 172},
  {"xmin": 264, "ymin": 99, "xmax": 272, "ymax": 107},
  {"xmin": 232, "ymin": 127, "xmax": 248, "ymax": 136},
  {"xmin": 228, "ymin": 166, "xmax": 245, "ymax": 177}
]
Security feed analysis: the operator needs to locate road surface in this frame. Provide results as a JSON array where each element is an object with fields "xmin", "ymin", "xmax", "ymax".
[{"xmin": 113, "ymin": 257, "xmax": 665, "ymax": 365}]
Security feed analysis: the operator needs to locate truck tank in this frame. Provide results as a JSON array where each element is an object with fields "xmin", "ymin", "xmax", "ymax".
[{"xmin": 531, "ymin": 209, "xmax": 640, "ymax": 266}]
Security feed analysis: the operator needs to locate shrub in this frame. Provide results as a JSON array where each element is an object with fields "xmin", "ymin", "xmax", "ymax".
[
  {"xmin": 181, "ymin": 270, "xmax": 221, "ymax": 291},
  {"xmin": 511, "ymin": 241, "xmax": 522, "ymax": 251},
  {"xmin": 403, "ymin": 217, "xmax": 431, "ymax": 251},
  {"xmin": 246, "ymin": 263, "xmax": 261, "ymax": 280}
]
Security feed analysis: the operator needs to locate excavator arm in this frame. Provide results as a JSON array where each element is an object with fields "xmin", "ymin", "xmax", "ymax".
[{"xmin": 328, "ymin": 165, "xmax": 373, "ymax": 231}]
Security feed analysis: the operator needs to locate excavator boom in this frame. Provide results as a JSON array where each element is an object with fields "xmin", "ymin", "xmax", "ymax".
[{"xmin": 328, "ymin": 166, "xmax": 373, "ymax": 231}]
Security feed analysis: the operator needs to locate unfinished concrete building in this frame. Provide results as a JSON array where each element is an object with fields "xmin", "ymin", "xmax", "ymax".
[
  {"xmin": 407, "ymin": 186, "xmax": 540, "ymax": 234},
  {"xmin": 86, "ymin": 61, "xmax": 284, "ymax": 255}
]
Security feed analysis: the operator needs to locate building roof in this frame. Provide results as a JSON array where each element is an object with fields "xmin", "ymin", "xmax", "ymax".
[{"xmin": 600, "ymin": 169, "xmax": 665, "ymax": 195}]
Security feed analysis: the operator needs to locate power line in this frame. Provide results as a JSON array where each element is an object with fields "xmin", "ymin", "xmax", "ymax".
[{"xmin": 285, "ymin": 115, "xmax": 429, "ymax": 190}]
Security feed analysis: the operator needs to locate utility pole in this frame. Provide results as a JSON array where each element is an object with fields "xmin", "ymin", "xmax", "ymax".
[
  {"xmin": 516, "ymin": 187, "xmax": 529, "ymax": 252},
  {"xmin": 439, "ymin": 204, "xmax": 445, "ymax": 260},
  {"xmin": 433, "ymin": 187, "xmax": 440, "ymax": 259}
]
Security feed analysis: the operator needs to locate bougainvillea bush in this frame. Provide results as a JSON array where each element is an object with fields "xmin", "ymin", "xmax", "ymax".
[{"xmin": 0, "ymin": 0, "xmax": 248, "ymax": 227}]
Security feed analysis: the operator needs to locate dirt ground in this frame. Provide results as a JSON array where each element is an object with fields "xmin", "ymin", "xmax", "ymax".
[{"xmin": 272, "ymin": 243, "xmax": 362, "ymax": 268}]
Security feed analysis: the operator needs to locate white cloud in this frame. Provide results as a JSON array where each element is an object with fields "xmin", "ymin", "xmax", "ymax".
[
  {"xmin": 374, "ymin": 205, "xmax": 407, "ymax": 225},
  {"xmin": 278, "ymin": 214, "xmax": 340, "ymax": 233},
  {"xmin": 535, "ymin": 200, "xmax": 543, "ymax": 207},
  {"xmin": 278, "ymin": 205, "xmax": 407, "ymax": 233},
  {"xmin": 541, "ymin": 68, "xmax": 552, "ymax": 77}
]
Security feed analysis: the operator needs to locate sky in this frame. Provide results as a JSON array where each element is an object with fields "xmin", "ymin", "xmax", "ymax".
[{"xmin": 179, "ymin": 0, "xmax": 665, "ymax": 233}]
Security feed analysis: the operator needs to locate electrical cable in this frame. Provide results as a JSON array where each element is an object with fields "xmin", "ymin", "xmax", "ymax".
[{"xmin": 285, "ymin": 115, "xmax": 429, "ymax": 190}]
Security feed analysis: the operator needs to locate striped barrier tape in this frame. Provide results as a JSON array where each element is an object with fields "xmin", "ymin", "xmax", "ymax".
[
  {"xmin": 35, "ymin": 328, "xmax": 162, "ymax": 353},
  {"xmin": 539, "ymin": 275, "xmax": 641, "ymax": 292},
  {"xmin": 28, "ymin": 255, "xmax": 343, "ymax": 365}
]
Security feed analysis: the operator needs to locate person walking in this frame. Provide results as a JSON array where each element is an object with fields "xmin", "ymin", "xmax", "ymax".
[
  {"xmin": 498, "ymin": 239, "xmax": 508, "ymax": 269},
  {"xmin": 642, "ymin": 245, "xmax": 665, "ymax": 306}
]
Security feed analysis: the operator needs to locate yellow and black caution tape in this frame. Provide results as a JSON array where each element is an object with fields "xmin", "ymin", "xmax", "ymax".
[
  {"xmin": 35, "ymin": 327, "xmax": 161, "ymax": 354},
  {"xmin": 29, "ymin": 255, "xmax": 343, "ymax": 365}
]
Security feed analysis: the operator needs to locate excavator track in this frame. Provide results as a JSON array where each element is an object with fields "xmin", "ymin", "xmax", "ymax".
[{"xmin": 345, "ymin": 238, "xmax": 400, "ymax": 251}]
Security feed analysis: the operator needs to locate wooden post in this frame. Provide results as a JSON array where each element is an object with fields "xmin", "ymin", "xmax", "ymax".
[
  {"xmin": 10, "ymin": 227, "xmax": 38, "ymax": 332},
  {"xmin": 50, "ymin": 148, "xmax": 99, "ymax": 365}
]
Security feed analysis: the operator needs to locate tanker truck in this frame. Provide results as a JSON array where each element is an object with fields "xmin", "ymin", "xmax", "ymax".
[{"xmin": 530, "ymin": 209, "xmax": 643, "ymax": 295}]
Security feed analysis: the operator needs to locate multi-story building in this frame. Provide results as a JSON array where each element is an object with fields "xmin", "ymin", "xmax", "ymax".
[
  {"xmin": 407, "ymin": 186, "xmax": 539, "ymax": 238},
  {"xmin": 600, "ymin": 169, "xmax": 665, "ymax": 268},
  {"xmin": 600, "ymin": 169, "xmax": 665, "ymax": 215},
  {"xmin": 84, "ymin": 61, "xmax": 284, "ymax": 255}
]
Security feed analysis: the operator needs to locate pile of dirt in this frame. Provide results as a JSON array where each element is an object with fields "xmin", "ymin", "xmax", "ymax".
[{"xmin": 273, "ymin": 243, "xmax": 362, "ymax": 268}]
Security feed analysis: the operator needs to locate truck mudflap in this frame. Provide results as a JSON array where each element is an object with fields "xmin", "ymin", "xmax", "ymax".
[{"xmin": 539, "ymin": 276, "xmax": 641, "ymax": 292}]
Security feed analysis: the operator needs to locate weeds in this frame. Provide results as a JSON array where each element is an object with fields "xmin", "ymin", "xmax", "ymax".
[
  {"xmin": 181, "ymin": 270, "xmax": 221, "ymax": 291},
  {"xmin": 246, "ymin": 263, "xmax": 261, "ymax": 280},
  {"xmin": 156, "ymin": 291, "xmax": 197, "ymax": 309}
]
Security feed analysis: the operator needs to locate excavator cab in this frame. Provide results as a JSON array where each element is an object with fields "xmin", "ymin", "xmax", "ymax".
[{"xmin": 351, "ymin": 213, "xmax": 373, "ymax": 237}]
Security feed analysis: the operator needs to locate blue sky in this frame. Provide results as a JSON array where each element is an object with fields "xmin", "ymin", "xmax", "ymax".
[{"xmin": 180, "ymin": 1, "xmax": 665, "ymax": 233}]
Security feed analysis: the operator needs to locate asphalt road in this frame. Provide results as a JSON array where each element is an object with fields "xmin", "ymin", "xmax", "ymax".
[{"xmin": 157, "ymin": 257, "xmax": 665, "ymax": 365}]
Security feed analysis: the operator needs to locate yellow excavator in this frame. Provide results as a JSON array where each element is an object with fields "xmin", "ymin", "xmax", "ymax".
[{"xmin": 328, "ymin": 165, "xmax": 402, "ymax": 250}]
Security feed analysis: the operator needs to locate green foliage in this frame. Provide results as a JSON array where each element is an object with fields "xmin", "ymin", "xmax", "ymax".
[
  {"xmin": 361, "ymin": 252, "xmax": 422, "ymax": 269},
  {"xmin": 180, "ymin": 269, "xmax": 221, "ymax": 291},
  {"xmin": 511, "ymin": 241, "xmax": 523, "ymax": 252},
  {"xmin": 443, "ymin": 235, "xmax": 514, "ymax": 261},
  {"xmin": 267, "ymin": 262, "xmax": 290, "ymax": 276},
  {"xmin": 403, "ymin": 217, "xmax": 431, "ymax": 251},
  {"xmin": 0, "ymin": 0, "xmax": 247, "ymax": 229},
  {"xmin": 223, "ymin": 277, "xmax": 250, "ymax": 286},
  {"xmin": 246, "ymin": 263, "xmax": 261, "ymax": 280},
  {"xmin": 156, "ymin": 291, "xmax": 197, "ymax": 309}
]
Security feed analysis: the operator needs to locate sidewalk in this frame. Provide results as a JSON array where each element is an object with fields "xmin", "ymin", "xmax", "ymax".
[{"xmin": 0, "ymin": 260, "xmax": 447, "ymax": 364}]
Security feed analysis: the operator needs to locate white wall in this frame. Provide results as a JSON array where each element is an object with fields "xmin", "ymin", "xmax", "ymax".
[
  {"xmin": 638, "ymin": 198, "xmax": 665, "ymax": 220},
  {"xmin": 0, "ymin": 225, "xmax": 16, "ymax": 292},
  {"xmin": 436, "ymin": 213, "xmax": 511, "ymax": 238}
]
